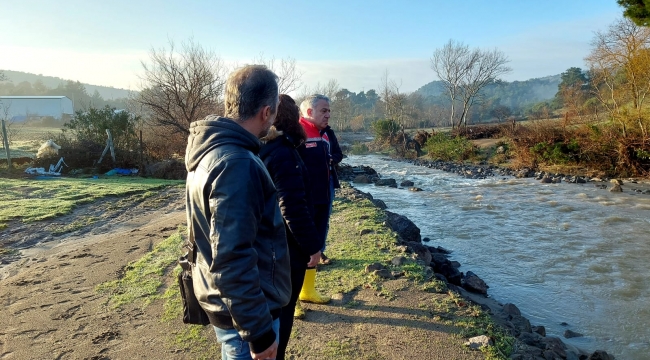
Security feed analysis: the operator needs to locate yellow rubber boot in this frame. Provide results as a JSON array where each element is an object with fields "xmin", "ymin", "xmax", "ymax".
[
  {"xmin": 294, "ymin": 301, "xmax": 305, "ymax": 319},
  {"xmin": 299, "ymin": 268, "xmax": 330, "ymax": 304}
]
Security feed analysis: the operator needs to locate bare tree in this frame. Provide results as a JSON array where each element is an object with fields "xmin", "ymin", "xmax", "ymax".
[
  {"xmin": 457, "ymin": 48, "xmax": 510, "ymax": 128},
  {"xmin": 586, "ymin": 17, "xmax": 650, "ymax": 138},
  {"xmin": 431, "ymin": 40, "xmax": 472, "ymax": 128},
  {"xmin": 491, "ymin": 105, "xmax": 512, "ymax": 122},
  {"xmin": 136, "ymin": 39, "xmax": 227, "ymax": 136},
  {"xmin": 431, "ymin": 40, "xmax": 510, "ymax": 128},
  {"xmin": 253, "ymin": 54, "xmax": 303, "ymax": 94},
  {"xmin": 0, "ymin": 100, "xmax": 22, "ymax": 146}
]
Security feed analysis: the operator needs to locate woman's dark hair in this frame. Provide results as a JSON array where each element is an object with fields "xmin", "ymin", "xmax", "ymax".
[{"xmin": 274, "ymin": 94, "xmax": 306, "ymax": 142}]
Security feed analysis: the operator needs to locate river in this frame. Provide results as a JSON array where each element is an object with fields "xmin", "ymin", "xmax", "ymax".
[{"xmin": 343, "ymin": 155, "xmax": 650, "ymax": 359}]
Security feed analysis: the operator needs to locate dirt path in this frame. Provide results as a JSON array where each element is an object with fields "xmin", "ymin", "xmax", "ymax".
[
  {"xmin": 0, "ymin": 187, "xmax": 486, "ymax": 360},
  {"xmin": 0, "ymin": 188, "xmax": 187, "ymax": 359}
]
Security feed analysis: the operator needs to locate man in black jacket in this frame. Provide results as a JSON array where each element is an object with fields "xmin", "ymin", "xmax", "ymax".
[
  {"xmin": 185, "ymin": 65, "xmax": 290, "ymax": 360},
  {"xmin": 295, "ymin": 94, "xmax": 336, "ymax": 305}
]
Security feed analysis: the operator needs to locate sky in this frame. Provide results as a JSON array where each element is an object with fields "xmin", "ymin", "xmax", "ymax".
[{"xmin": 0, "ymin": 0, "xmax": 624, "ymax": 94}]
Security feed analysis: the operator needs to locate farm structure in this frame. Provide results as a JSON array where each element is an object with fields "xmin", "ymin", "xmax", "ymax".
[{"xmin": 0, "ymin": 96, "xmax": 74, "ymax": 121}]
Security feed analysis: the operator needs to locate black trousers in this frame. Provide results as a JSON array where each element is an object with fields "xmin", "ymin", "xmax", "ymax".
[
  {"xmin": 277, "ymin": 203, "xmax": 329, "ymax": 359},
  {"xmin": 277, "ymin": 246, "xmax": 308, "ymax": 360}
]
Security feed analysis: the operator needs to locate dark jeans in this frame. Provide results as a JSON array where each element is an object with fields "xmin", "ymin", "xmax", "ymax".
[
  {"xmin": 313, "ymin": 203, "xmax": 330, "ymax": 251},
  {"xmin": 277, "ymin": 247, "xmax": 308, "ymax": 360}
]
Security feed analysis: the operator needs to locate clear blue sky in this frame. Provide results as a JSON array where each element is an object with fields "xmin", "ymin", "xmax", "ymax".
[{"xmin": 0, "ymin": 0, "xmax": 623, "ymax": 93}]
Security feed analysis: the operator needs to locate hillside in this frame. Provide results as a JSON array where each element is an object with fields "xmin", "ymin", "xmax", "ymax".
[
  {"xmin": 1, "ymin": 70, "xmax": 134, "ymax": 100},
  {"xmin": 415, "ymin": 74, "xmax": 561, "ymax": 111}
]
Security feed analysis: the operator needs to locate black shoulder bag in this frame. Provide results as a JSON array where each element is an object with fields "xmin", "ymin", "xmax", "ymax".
[{"xmin": 177, "ymin": 227, "xmax": 210, "ymax": 325}]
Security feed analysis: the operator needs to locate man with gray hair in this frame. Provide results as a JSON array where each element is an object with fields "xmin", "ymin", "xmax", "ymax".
[
  {"xmin": 294, "ymin": 94, "xmax": 342, "ymax": 314},
  {"xmin": 185, "ymin": 65, "xmax": 291, "ymax": 360}
]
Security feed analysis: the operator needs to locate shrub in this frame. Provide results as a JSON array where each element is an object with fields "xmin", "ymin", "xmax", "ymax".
[
  {"xmin": 529, "ymin": 140, "xmax": 579, "ymax": 165},
  {"xmin": 451, "ymin": 124, "xmax": 503, "ymax": 140},
  {"xmin": 33, "ymin": 106, "xmax": 143, "ymax": 172},
  {"xmin": 349, "ymin": 142, "xmax": 369, "ymax": 155},
  {"xmin": 371, "ymin": 119, "xmax": 400, "ymax": 141},
  {"xmin": 64, "ymin": 106, "xmax": 139, "ymax": 150},
  {"xmin": 424, "ymin": 133, "xmax": 477, "ymax": 161}
]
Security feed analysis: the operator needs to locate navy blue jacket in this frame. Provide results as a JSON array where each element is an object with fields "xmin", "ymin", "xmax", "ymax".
[{"xmin": 260, "ymin": 128, "xmax": 323, "ymax": 262}]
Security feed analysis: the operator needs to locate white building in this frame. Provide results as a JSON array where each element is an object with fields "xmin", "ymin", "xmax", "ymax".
[{"xmin": 0, "ymin": 96, "xmax": 74, "ymax": 121}]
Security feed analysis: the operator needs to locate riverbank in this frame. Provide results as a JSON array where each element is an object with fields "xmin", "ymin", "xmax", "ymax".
[
  {"xmin": 0, "ymin": 175, "xmax": 621, "ymax": 359},
  {"xmin": 0, "ymin": 178, "xmax": 497, "ymax": 359},
  {"xmin": 339, "ymin": 167, "xmax": 620, "ymax": 360}
]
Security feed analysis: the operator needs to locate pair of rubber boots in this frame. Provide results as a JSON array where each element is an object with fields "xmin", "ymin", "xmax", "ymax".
[{"xmin": 294, "ymin": 268, "xmax": 330, "ymax": 319}]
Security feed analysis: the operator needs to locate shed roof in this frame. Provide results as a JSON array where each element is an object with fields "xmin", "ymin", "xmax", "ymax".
[{"xmin": 0, "ymin": 96, "xmax": 70, "ymax": 99}]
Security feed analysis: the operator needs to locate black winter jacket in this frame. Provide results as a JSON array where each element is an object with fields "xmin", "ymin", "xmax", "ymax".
[
  {"xmin": 324, "ymin": 126, "xmax": 343, "ymax": 189},
  {"xmin": 297, "ymin": 118, "xmax": 331, "ymax": 204},
  {"xmin": 260, "ymin": 128, "xmax": 323, "ymax": 263},
  {"xmin": 185, "ymin": 116, "xmax": 291, "ymax": 354}
]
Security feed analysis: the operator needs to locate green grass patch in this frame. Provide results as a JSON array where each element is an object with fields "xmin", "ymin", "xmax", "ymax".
[
  {"xmin": 426, "ymin": 291, "xmax": 514, "ymax": 359},
  {"xmin": 317, "ymin": 197, "xmax": 409, "ymax": 295},
  {"xmin": 349, "ymin": 142, "xmax": 370, "ymax": 155},
  {"xmin": 323, "ymin": 191, "xmax": 513, "ymax": 359},
  {"xmin": 51, "ymin": 216, "xmax": 101, "ymax": 235},
  {"xmin": 96, "ymin": 228, "xmax": 219, "ymax": 357},
  {"xmin": 96, "ymin": 229, "xmax": 184, "ymax": 308},
  {"xmin": 425, "ymin": 133, "xmax": 478, "ymax": 161},
  {"xmin": 0, "ymin": 177, "xmax": 184, "ymax": 229}
]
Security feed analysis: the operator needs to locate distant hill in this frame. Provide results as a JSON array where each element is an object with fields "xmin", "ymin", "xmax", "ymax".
[
  {"xmin": 415, "ymin": 74, "xmax": 561, "ymax": 111},
  {"xmin": 1, "ymin": 70, "xmax": 134, "ymax": 99}
]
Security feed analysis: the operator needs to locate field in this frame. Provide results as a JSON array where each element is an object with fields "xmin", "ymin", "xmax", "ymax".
[{"xmin": 0, "ymin": 124, "xmax": 63, "ymax": 159}]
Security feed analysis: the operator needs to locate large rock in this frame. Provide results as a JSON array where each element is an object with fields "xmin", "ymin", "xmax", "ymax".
[
  {"xmin": 516, "ymin": 168, "xmax": 534, "ymax": 178},
  {"xmin": 384, "ymin": 211, "xmax": 421, "ymax": 243},
  {"xmin": 461, "ymin": 271, "xmax": 489, "ymax": 294},
  {"xmin": 375, "ymin": 178, "xmax": 397, "ymax": 187},
  {"xmin": 503, "ymin": 303, "xmax": 521, "ymax": 316},
  {"xmin": 587, "ymin": 350, "xmax": 616, "ymax": 360},
  {"xmin": 464, "ymin": 335, "xmax": 493, "ymax": 350},
  {"xmin": 540, "ymin": 337, "xmax": 567, "ymax": 360},
  {"xmin": 371, "ymin": 199, "xmax": 387, "ymax": 209},
  {"xmin": 403, "ymin": 241, "xmax": 432, "ymax": 265},
  {"xmin": 430, "ymin": 253, "xmax": 462, "ymax": 285},
  {"xmin": 609, "ymin": 184, "xmax": 623, "ymax": 192},
  {"xmin": 532, "ymin": 325, "xmax": 546, "ymax": 337},
  {"xmin": 518, "ymin": 332, "xmax": 543, "ymax": 347},
  {"xmin": 564, "ymin": 329, "xmax": 583, "ymax": 339},
  {"xmin": 400, "ymin": 180, "xmax": 414, "ymax": 187},
  {"xmin": 353, "ymin": 174, "xmax": 372, "ymax": 183}
]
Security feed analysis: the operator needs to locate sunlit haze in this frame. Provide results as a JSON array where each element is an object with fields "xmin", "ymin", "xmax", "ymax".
[{"xmin": 0, "ymin": 0, "xmax": 622, "ymax": 92}]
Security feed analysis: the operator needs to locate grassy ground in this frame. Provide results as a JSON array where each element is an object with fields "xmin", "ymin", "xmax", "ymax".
[
  {"xmin": 0, "ymin": 177, "xmax": 183, "ymax": 230},
  {"xmin": 0, "ymin": 124, "xmax": 60, "ymax": 159},
  {"xmin": 94, "ymin": 185, "xmax": 512, "ymax": 359}
]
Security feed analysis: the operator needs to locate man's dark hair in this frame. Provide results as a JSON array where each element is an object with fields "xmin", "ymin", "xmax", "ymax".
[{"xmin": 224, "ymin": 65, "xmax": 279, "ymax": 121}]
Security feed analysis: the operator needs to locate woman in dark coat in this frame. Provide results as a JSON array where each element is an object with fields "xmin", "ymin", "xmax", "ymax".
[{"xmin": 259, "ymin": 94, "xmax": 322, "ymax": 360}]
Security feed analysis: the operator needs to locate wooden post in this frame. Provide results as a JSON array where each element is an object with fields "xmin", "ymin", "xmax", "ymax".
[
  {"xmin": 107, "ymin": 129, "xmax": 115, "ymax": 163},
  {"xmin": 139, "ymin": 130, "xmax": 143, "ymax": 173},
  {"xmin": 97, "ymin": 129, "xmax": 114, "ymax": 164},
  {"xmin": 1, "ymin": 119, "xmax": 11, "ymax": 169}
]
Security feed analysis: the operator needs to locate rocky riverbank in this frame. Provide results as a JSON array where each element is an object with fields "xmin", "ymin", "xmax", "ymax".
[
  {"xmin": 338, "ymin": 158, "xmax": 650, "ymax": 196},
  {"xmin": 337, "ymin": 167, "xmax": 617, "ymax": 360}
]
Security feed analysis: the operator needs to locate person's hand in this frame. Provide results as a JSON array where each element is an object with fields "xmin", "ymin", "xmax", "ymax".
[
  {"xmin": 308, "ymin": 251, "xmax": 321, "ymax": 268},
  {"xmin": 250, "ymin": 340, "xmax": 278, "ymax": 360}
]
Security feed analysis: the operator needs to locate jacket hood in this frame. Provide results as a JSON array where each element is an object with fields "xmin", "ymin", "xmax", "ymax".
[
  {"xmin": 185, "ymin": 116, "xmax": 261, "ymax": 172},
  {"xmin": 260, "ymin": 126, "xmax": 283, "ymax": 143}
]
